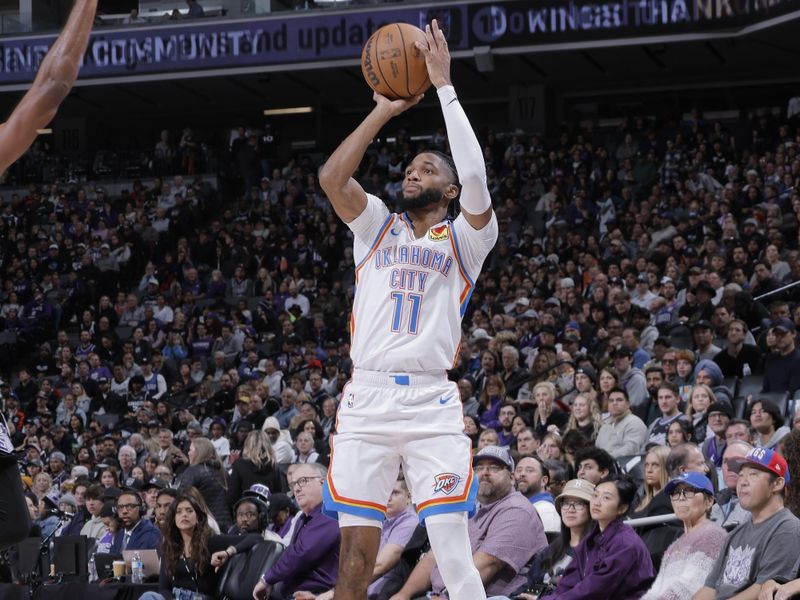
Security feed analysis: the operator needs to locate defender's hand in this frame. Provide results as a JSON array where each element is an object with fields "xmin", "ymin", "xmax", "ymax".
[{"xmin": 415, "ymin": 19, "xmax": 452, "ymax": 89}]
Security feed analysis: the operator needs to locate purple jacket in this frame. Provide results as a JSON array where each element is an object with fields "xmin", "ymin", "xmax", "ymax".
[{"xmin": 544, "ymin": 518, "xmax": 654, "ymax": 600}]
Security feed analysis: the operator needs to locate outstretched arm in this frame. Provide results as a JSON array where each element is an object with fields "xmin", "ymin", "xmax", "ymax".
[
  {"xmin": 319, "ymin": 92, "xmax": 421, "ymax": 223},
  {"xmin": 417, "ymin": 19, "xmax": 492, "ymax": 230},
  {"xmin": 0, "ymin": 0, "xmax": 97, "ymax": 172}
]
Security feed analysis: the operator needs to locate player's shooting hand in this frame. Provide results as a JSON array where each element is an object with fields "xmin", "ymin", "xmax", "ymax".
[
  {"xmin": 373, "ymin": 91, "xmax": 423, "ymax": 118},
  {"xmin": 415, "ymin": 19, "xmax": 452, "ymax": 89}
]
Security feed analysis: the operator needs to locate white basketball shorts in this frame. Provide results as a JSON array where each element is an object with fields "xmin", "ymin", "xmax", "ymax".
[{"xmin": 322, "ymin": 369, "xmax": 477, "ymax": 524}]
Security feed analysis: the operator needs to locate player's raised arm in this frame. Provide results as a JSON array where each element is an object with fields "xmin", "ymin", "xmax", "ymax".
[
  {"xmin": 416, "ymin": 19, "xmax": 493, "ymax": 230},
  {"xmin": 319, "ymin": 92, "xmax": 422, "ymax": 223},
  {"xmin": 0, "ymin": 0, "xmax": 97, "ymax": 173}
]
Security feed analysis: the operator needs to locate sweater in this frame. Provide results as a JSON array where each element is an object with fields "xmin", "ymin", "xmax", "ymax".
[
  {"xmin": 596, "ymin": 412, "xmax": 647, "ymax": 458},
  {"xmin": 641, "ymin": 520, "xmax": 727, "ymax": 600},
  {"xmin": 544, "ymin": 518, "xmax": 654, "ymax": 600}
]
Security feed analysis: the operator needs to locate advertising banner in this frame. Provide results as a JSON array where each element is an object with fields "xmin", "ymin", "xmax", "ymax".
[{"xmin": 0, "ymin": 0, "xmax": 796, "ymax": 86}]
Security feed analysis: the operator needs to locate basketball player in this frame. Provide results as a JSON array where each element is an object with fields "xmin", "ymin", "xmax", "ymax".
[
  {"xmin": 283, "ymin": 19, "xmax": 494, "ymax": 600},
  {"xmin": 0, "ymin": 0, "xmax": 98, "ymax": 550}
]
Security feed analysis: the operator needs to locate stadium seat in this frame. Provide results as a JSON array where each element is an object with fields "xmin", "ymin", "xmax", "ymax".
[
  {"xmin": 218, "ymin": 540, "xmax": 284, "ymax": 600},
  {"xmin": 737, "ymin": 375, "xmax": 765, "ymax": 400},
  {"xmin": 721, "ymin": 376, "xmax": 739, "ymax": 399},
  {"xmin": 666, "ymin": 327, "xmax": 692, "ymax": 350},
  {"xmin": 733, "ymin": 396, "xmax": 747, "ymax": 419},
  {"xmin": 616, "ymin": 454, "xmax": 645, "ymax": 487},
  {"xmin": 114, "ymin": 326, "xmax": 133, "ymax": 340}
]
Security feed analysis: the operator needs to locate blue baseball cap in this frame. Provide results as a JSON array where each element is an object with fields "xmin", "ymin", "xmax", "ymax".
[
  {"xmin": 664, "ymin": 472, "xmax": 715, "ymax": 497},
  {"xmin": 729, "ymin": 447, "xmax": 790, "ymax": 484}
]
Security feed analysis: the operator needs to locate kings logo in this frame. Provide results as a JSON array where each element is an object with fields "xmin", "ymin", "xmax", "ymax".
[
  {"xmin": 428, "ymin": 225, "xmax": 449, "ymax": 242},
  {"xmin": 432, "ymin": 473, "xmax": 461, "ymax": 495}
]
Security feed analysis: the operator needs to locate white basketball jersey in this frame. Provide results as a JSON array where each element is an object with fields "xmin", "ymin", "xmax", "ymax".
[{"xmin": 347, "ymin": 194, "xmax": 497, "ymax": 372}]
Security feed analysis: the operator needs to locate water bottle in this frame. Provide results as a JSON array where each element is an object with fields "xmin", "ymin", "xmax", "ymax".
[
  {"xmin": 88, "ymin": 553, "xmax": 97, "ymax": 582},
  {"xmin": 131, "ymin": 552, "xmax": 143, "ymax": 584}
]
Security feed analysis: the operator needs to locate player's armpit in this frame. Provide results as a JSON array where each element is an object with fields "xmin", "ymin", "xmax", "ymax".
[{"xmin": 319, "ymin": 175, "xmax": 368, "ymax": 223}]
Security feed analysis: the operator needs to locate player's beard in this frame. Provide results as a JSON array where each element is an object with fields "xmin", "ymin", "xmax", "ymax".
[{"xmin": 397, "ymin": 187, "xmax": 444, "ymax": 212}]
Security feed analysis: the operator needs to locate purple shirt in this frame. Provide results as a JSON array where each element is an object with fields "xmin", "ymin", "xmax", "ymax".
[
  {"xmin": 544, "ymin": 518, "xmax": 654, "ymax": 600},
  {"xmin": 430, "ymin": 490, "xmax": 547, "ymax": 597},
  {"xmin": 367, "ymin": 507, "xmax": 418, "ymax": 596},
  {"xmin": 263, "ymin": 503, "xmax": 340, "ymax": 595}
]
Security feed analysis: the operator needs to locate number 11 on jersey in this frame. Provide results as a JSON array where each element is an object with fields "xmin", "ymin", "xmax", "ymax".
[{"xmin": 390, "ymin": 291, "xmax": 423, "ymax": 335}]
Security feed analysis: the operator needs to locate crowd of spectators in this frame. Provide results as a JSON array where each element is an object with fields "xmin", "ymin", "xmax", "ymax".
[{"xmin": 3, "ymin": 104, "xmax": 800, "ymax": 598}]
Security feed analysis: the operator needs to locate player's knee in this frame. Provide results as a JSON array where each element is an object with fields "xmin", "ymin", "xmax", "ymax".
[{"xmin": 339, "ymin": 549, "xmax": 372, "ymax": 581}]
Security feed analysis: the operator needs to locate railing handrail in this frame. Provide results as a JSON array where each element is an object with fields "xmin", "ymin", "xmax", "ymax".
[
  {"xmin": 624, "ymin": 513, "xmax": 680, "ymax": 528},
  {"xmin": 754, "ymin": 279, "xmax": 800, "ymax": 302}
]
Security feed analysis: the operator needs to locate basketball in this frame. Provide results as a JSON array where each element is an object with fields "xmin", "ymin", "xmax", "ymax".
[{"xmin": 361, "ymin": 23, "xmax": 431, "ymax": 100}]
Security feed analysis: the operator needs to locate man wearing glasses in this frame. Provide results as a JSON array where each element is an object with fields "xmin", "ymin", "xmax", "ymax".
[
  {"xmin": 253, "ymin": 463, "xmax": 339, "ymax": 599},
  {"xmin": 391, "ymin": 446, "xmax": 546, "ymax": 600},
  {"xmin": 110, "ymin": 490, "xmax": 161, "ymax": 552}
]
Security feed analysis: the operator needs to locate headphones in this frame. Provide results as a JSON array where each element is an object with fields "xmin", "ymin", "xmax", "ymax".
[
  {"xmin": 118, "ymin": 486, "xmax": 145, "ymax": 512},
  {"xmin": 233, "ymin": 484, "xmax": 271, "ymax": 531}
]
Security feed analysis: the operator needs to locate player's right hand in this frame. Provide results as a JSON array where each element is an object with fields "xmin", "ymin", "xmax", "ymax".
[{"xmin": 373, "ymin": 91, "xmax": 423, "ymax": 118}]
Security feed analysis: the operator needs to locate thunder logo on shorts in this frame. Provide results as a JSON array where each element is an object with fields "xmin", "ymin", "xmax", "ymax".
[{"xmin": 433, "ymin": 473, "xmax": 461, "ymax": 495}]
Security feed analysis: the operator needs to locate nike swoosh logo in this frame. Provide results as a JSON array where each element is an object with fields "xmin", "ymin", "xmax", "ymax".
[
  {"xmin": 439, "ymin": 395, "xmax": 454, "ymax": 405},
  {"xmin": 390, "ymin": 228, "xmax": 401, "ymax": 236}
]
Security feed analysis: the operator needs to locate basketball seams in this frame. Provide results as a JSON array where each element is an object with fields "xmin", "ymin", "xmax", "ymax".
[
  {"xmin": 374, "ymin": 29, "xmax": 401, "ymax": 100},
  {"xmin": 396, "ymin": 23, "xmax": 411, "ymax": 99}
]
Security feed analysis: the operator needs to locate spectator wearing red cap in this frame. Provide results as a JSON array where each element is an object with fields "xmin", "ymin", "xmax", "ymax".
[{"xmin": 693, "ymin": 448, "xmax": 800, "ymax": 600}]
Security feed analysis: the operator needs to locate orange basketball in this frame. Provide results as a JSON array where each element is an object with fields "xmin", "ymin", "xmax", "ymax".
[{"xmin": 361, "ymin": 23, "xmax": 431, "ymax": 100}]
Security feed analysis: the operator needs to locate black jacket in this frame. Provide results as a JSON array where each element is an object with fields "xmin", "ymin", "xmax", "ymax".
[
  {"xmin": 177, "ymin": 461, "xmax": 232, "ymax": 531},
  {"xmin": 226, "ymin": 458, "xmax": 288, "ymax": 509}
]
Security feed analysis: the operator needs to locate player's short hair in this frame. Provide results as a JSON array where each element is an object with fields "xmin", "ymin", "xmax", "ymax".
[{"xmin": 427, "ymin": 150, "xmax": 460, "ymax": 191}]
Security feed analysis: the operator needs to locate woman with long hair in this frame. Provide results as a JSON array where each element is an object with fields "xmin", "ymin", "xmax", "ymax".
[
  {"xmin": 31, "ymin": 472, "xmax": 52, "ymax": 502},
  {"xmin": 176, "ymin": 438, "xmax": 232, "ymax": 531},
  {"xmin": 141, "ymin": 487, "xmax": 260, "ymax": 600},
  {"xmin": 478, "ymin": 375, "xmax": 507, "ymax": 431},
  {"xmin": 99, "ymin": 466, "xmax": 120, "ymax": 489},
  {"xmin": 513, "ymin": 479, "xmax": 596, "ymax": 599},
  {"xmin": 226, "ymin": 430, "xmax": 287, "ymax": 508},
  {"xmin": 564, "ymin": 394, "xmax": 603, "ymax": 442},
  {"xmin": 630, "ymin": 446, "xmax": 670, "ymax": 517},
  {"xmin": 667, "ymin": 419, "xmax": 694, "ymax": 447},
  {"xmin": 597, "ymin": 368, "xmax": 619, "ymax": 416},
  {"xmin": 685, "ymin": 384, "xmax": 716, "ymax": 444}
]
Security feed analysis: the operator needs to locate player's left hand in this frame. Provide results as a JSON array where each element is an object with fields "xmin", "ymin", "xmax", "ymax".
[{"xmin": 415, "ymin": 19, "xmax": 452, "ymax": 89}]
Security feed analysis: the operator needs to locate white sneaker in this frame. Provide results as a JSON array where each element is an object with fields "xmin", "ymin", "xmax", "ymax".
[{"xmin": 0, "ymin": 412, "xmax": 14, "ymax": 454}]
